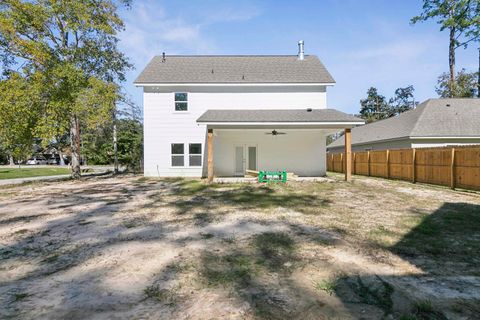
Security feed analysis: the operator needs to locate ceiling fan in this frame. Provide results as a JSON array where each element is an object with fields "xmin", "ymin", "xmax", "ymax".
[{"xmin": 266, "ymin": 129, "xmax": 286, "ymax": 136}]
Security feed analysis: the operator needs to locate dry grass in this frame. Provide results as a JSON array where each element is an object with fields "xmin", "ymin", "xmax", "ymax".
[{"xmin": 0, "ymin": 173, "xmax": 479, "ymax": 319}]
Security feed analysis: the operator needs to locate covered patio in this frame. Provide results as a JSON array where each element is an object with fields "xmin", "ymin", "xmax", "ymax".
[{"xmin": 197, "ymin": 109, "xmax": 364, "ymax": 182}]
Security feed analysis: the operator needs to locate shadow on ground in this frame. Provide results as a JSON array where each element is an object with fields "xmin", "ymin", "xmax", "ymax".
[{"xmin": 0, "ymin": 176, "xmax": 479, "ymax": 319}]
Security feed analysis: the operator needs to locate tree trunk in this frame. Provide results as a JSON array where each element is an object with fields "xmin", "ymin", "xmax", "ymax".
[
  {"xmin": 8, "ymin": 154, "xmax": 14, "ymax": 166},
  {"xmin": 58, "ymin": 150, "xmax": 65, "ymax": 166},
  {"xmin": 449, "ymin": 26, "xmax": 456, "ymax": 97},
  {"xmin": 113, "ymin": 120, "xmax": 118, "ymax": 174},
  {"xmin": 70, "ymin": 114, "xmax": 81, "ymax": 179}
]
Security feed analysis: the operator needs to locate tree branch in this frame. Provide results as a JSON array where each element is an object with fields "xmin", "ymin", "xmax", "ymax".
[{"xmin": 455, "ymin": 36, "xmax": 480, "ymax": 49}]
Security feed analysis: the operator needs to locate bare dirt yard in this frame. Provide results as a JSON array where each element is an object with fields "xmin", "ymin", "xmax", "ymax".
[{"xmin": 0, "ymin": 174, "xmax": 479, "ymax": 319}]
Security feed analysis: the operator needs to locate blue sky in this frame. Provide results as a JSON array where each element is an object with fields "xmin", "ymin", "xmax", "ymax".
[{"xmin": 118, "ymin": 0, "xmax": 479, "ymax": 115}]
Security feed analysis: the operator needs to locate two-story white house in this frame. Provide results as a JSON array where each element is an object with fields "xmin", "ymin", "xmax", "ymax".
[{"xmin": 135, "ymin": 42, "xmax": 363, "ymax": 181}]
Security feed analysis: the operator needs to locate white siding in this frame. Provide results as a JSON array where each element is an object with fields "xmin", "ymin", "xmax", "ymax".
[
  {"xmin": 327, "ymin": 138, "xmax": 480, "ymax": 154},
  {"xmin": 143, "ymin": 85, "xmax": 328, "ymax": 177},
  {"xmin": 411, "ymin": 138, "xmax": 480, "ymax": 148}
]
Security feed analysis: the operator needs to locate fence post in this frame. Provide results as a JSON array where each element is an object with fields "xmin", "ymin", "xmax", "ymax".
[
  {"xmin": 386, "ymin": 150, "xmax": 390, "ymax": 179},
  {"xmin": 412, "ymin": 148, "xmax": 416, "ymax": 183},
  {"xmin": 367, "ymin": 151, "xmax": 370, "ymax": 176},
  {"xmin": 450, "ymin": 147, "xmax": 455, "ymax": 189}
]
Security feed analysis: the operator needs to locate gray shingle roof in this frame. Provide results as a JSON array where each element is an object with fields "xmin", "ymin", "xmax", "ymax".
[
  {"xmin": 197, "ymin": 109, "xmax": 363, "ymax": 123},
  {"xmin": 134, "ymin": 55, "xmax": 335, "ymax": 84},
  {"xmin": 327, "ymin": 98, "xmax": 480, "ymax": 148}
]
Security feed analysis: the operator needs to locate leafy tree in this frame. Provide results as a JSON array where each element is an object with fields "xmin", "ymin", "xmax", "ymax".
[
  {"xmin": 116, "ymin": 118, "xmax": 143, "ymax": 172},
  {"xmin": 0, "ymin": 0, "xmax": 131, "ymax": 178},
  {"xmin": 412, "ymin": 0, "xmax": 480, "ymax": 96},
  {"xmin": 359, "ymin": 86, "xmax": 417, "ymax": 123},
  {"xmin": 0, "ymin": 144, "xmax": 9, "ymax": 165},
  {"xmin": 389, "ymin": 85, "xmax": 417, "ymax": 116},
  {"xmin": 436, "ymin": 68, "xmax": 479, "ymax": 97},
  {"xmin": 0, "ymin": 73, "xmax": 41, "ymax": 164},
  {"xmin": 82, "ymin": 119, "xmax": 143, "ymax": 170},
  {"xmin": 82, "ymin": 98, "xmax": 143, "ymax": 171},
  {"xmin": 359, "ymin": 87, "xmax": 391, "ymax": 123}
]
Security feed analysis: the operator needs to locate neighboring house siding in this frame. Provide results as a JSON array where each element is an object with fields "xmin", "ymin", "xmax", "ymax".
[
  {"xmin": 328, "ymin": 139, "xmax": 412, "ymax": 153},
  {"xmin": 143, "ymin": 85, "xmax": 328, "ymax": 177},
  {"xmin": 411, "ymin": 138, "xmax": 480, "ymax": 148},
  {"xmin": 328, "ymin": 137, "xmax": 480, "ymax": 153}
]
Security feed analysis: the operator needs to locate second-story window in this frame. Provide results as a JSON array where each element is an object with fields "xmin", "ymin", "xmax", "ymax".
[{"xmin": 175, "ymin": 92, "xmax": 188, "ymax": 111}]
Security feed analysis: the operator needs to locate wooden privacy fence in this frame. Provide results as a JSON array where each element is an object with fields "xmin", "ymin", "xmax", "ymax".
[{"xmin": 327, "ymin": 145, "xmax": 480, "ymax": 191}]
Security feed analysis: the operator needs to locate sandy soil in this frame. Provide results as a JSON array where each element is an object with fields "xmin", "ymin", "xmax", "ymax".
[{"xmin": 0, "ymin": 174, "xmax": 479, "ymax": 319}]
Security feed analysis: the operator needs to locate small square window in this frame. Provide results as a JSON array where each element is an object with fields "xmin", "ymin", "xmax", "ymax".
[
  {"xmin": 175, "ymin": 93, "xmax": 187, "ymax": 101},
  {"xmin": 171, "ymin": 144, "xmax": 184, "ymax": 154},
  {"xmin": 189, "ymin": 155, "xmax": 202, "ymax": 166},
  {"xmin": 174, "ymin": 92, "xmax": 188, "ymax": 111},
  {"xmin": 175, "ymin": 102, "xmax": 188, "ymax": 111},
  {"xmin": 172, "ymin": 156, "xmax": 184, "ymax": 167},
  {"xmin": 189, "ymin": 143, "xmax": 201, "ymax": 154}
]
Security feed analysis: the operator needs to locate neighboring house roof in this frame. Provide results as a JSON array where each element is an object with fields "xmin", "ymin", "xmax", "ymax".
[
  {"xmin": 197, "ymin": 109, "xmax": 363, "ymax": 123},
  {"xmin": 134, "ymin": 55, "xmax": 335, "ymax": 84},
  {"xmin": 327, "ymin": 98, "xmax": 480, "ymax": 149}
]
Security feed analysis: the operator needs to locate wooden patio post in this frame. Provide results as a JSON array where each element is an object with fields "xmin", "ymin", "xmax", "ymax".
[
  {"xmin": 344, "ymin": 128, "xmax": 352, "ymax": 181},
  {"xmin": 207, "ymin": 128, "xmax": 214, "ymax": 183}
]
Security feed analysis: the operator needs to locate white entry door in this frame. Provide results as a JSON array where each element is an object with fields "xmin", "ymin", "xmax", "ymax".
[
  {"xmin": 234, "ymin": 145, "xmax": 244, "ymax": 176},
  {"xmin": 234, "ymin": 145, "xmax": 257, "ymax": 176},
  {"xmin": 247, "ymin": 146, "xmax": 257, "ymax": 171}
]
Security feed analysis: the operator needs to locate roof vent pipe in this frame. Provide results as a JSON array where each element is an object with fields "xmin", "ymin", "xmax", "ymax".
[{"xmin": 298, "ymin": 40, "xmax": 305, "ymax": 60}]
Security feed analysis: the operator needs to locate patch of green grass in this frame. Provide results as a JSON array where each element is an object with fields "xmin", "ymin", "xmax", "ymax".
[
  {"xmin": 222, "ymin": 234, "xmax": 237, "ymax": 244},
  {"xmin": 209, "ymin": 184, "xmax": 331, "ymax": 212},
  {"xmin": 0, "ymin": 167, "xmax": 70, "ymax": 180},
  {"xmin": 123, "ymin": 220, "xmax": 138, "ymax": 228},
  {"xmin": 14, "ymin": 229, "xmax": 29, "ymax": 235},
  {"xmin": 200, "ymin": 232, "xmax": 214, "ymax": 239},
  {"xmin": 12, "ymin": 292, "xmax": 29, "ymax": 302},
  {"xmin": 201, "ymin": 252, "xmax": 257, "ymax": 287},
  {"xmin": 106, "ymin": 199, "xmax": 128, "ymax": 205},
  {"xmin": 400, "ymin": 300, "xmax": 448, "ymax": 320},
  {"xmin": 194, "ymin": 212, "xmax": 212, "ymax": 226},
  {"xmin": 42, "ymin": 254, "xmax": 59, "ymax": 263},
  {"xmin": 338, "ymin": 275, "xmax": 394, "ymax": 316},
  {"xmin": 253, "ymin": 232, "xmax": 296, "ymax": 271},
  {"xmin": 143, "ymin": 285, "xmax": 177, "ymax": 305},
  {"xmin": 78, "ymin": 220, "xmax": 93, "ymax": 226},
  {"xmin": 451, "ymin": 299, "xmax": 480, "ymax": 316},
  {"xmin": 368, "ymin": 225, "xmax": 398, "ymax": 246},
  {"xmin": 166, "ymin": 261, "xmax": 193, "ymax": 274},
  {"xmin": 392, "ymin": 202, "xmax": 480, "ymax": 265},
  {"xmin": 174, "ymin": 179, "xmax": 211, "ymax": 196},
  {"xmin": 313, "ymin": 279, "xmax": 337, "ymax": 295}
]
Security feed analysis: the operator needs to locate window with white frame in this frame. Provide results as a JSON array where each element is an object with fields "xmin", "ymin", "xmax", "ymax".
[
  {"xmin": 171, "ymin": 143, "xmax": 202, "ymax": 167},
  {"xmin": 171, "ymin": 143, "xmax": 184, "ymax": 166},
  {"xmin": 174, "ymin": 92, "xmax": 188, "ymax": 111},
  {"xmin": 189, "ymin": 143, "xmax": 202, "ymax": 166}
]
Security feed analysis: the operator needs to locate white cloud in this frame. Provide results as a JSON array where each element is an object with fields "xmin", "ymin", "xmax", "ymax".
[
  {"xmin": 117, "ymin": 0, "xmax": 261, "ymax": 116},
  {"xmin": 118, "ymin": 0, "xmax": 261, "ymax": 68}
]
